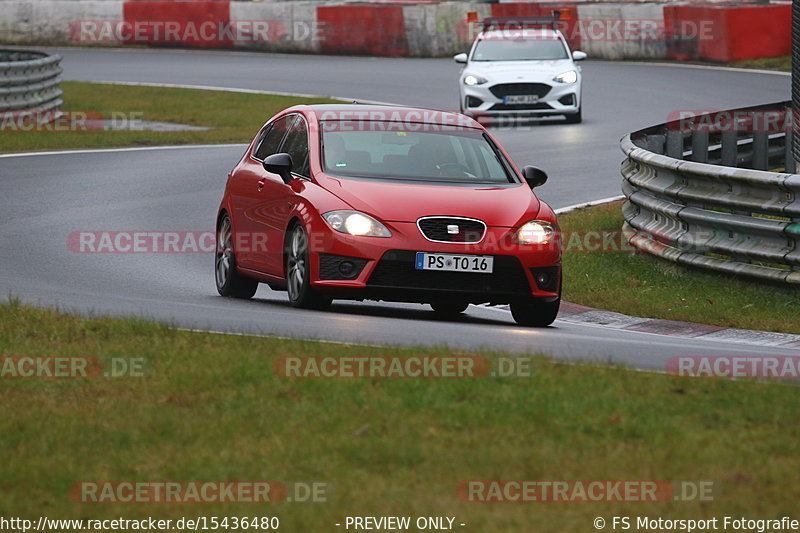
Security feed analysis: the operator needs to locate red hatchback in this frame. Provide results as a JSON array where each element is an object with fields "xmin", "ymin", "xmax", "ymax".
[{"xmin": 215, "ymin": 104, "xmax": 561, "ymax": 326}]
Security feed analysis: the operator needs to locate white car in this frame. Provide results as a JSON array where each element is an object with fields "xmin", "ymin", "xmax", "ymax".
[{"xmin": 454, "ymin": 21, "xmax": 587, "ymax": 123}]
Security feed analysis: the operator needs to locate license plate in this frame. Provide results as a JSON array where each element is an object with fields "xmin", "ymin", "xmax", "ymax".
[
  {"xmin": 504, "ymin": 95, "xmax": 539, "ymax": 105},
  {"xmin": 415, "ymin": 252, "xmax": 494, "ymax": 274}
]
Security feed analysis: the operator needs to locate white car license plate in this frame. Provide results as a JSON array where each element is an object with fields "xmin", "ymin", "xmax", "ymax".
[
  {"xmin": 415, "ymin": 252, "xmax": 494, "ymax": 274},
  {"xmin": 504, "ymin": 95, "xmax": 539, "ymax": 105}
]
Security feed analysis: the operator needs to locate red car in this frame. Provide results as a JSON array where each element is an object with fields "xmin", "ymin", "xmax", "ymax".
[{"xmin": 215, "ymin": 104, "xmax": 561, "ymax": 326}]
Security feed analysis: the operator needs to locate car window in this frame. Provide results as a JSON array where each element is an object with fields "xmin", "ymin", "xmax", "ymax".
[
  {"xmin": 320, "ymin": 123, "xmax": 514, "ymax": 184},
  {"xmin": 254, "ymin": 115, "xmax": 292, "ymax": 161},
  {"xmin": 472, "ymin": 38, "xmax": 568, "ymax": 61},
  {"xmin": 279, "ymin": 116, "xmax": 310, "ymax": 178}
]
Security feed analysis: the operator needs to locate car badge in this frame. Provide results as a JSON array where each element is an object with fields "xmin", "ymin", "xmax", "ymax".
[{"xmin": 447, "ymin": 224, "xmax": 460, "ymax": 234}]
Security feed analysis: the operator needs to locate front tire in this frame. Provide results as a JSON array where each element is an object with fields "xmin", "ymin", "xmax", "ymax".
[
  {"xmin": 510, "ymin": 297, "xmax": 560, "ymax": 327},
  {"xmin": 285, "ymin": 224, "xmax": 332, "ymax": 310},
  {"xmin": 215, "ymin": 214, "xmax": 258, "ymax": 299}
]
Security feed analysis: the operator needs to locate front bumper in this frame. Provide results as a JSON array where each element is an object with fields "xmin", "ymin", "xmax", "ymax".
[
  {"xmin": 306, "ymin": 220, "xmax": 561, "ymax": 304},
  {"xmin": 460, "ymin": 80, "xmax": 580, "ymax": 118}
]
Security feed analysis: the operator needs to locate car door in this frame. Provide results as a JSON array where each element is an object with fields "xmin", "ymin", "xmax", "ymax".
[
  {"xmin": 229, "ymin": 114, "xmax": 292, "ymax": 272},
  {"xmin": 249, "ymin": 114, "xmax": 311, "ymax": 276}
]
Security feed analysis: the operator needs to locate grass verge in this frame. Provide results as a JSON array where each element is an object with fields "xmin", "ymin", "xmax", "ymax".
[
  {"xmin": 0, "ymin": 82, "xmax": 340, "ymax": 153},
  {"xmin": 1, "ymin": 299, "xmax": 799, "ymax": 531},
  {"xmin": 560, "ymin": 202, "xmax": 800, "ymax": 334},
  {"xmin": 729, "ymin": 56, "xmax": 791, "ymax": 72}
]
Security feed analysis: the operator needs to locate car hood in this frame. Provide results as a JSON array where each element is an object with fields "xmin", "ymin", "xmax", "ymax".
[
  {"xmin": 467, "ymin": 59, "xmax": 574, "ymax": 78},
  {"xmin": 322, "ymin": 177, "xmax": 541, "ymax": 227}
]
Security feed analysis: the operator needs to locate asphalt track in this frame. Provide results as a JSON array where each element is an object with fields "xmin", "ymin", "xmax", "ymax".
[{"xmin": 0, "ymin": 47, "xmax": 795, "ymax": 370}]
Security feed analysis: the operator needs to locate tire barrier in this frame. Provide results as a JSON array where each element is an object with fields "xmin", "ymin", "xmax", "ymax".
[{"xmin": 0, "ymin": 49, "xmax": 63, "ymax": 115}]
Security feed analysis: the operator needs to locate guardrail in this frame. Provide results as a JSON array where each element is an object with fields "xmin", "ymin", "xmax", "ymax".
[
  {"xmin": 620, "ymin": 101, "xmax": 800, "ymax": 284},
  {"xmin": 0, "ymin": 49, "xmax": 63, "ymax": 115}
]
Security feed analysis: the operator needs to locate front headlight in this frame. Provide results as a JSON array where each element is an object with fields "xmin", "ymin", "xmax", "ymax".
[
  {"xmin": 553, "ymin": 70, "xmax": 578, "ymax": 84},
  {"xmin": 323, "ymin": 210, "xmax": 392, "ymax": 238},
  {"xmin": 463, "ymin": 74, "xmax": 488, "ymax": 86},
  {"xmin": 513, "ymin": 220, "xmax": 556, "ymax": 245}
]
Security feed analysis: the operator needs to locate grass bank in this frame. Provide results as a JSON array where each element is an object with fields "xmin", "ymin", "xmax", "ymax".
[
  {"xmin": 1, "ymin": 299, "xmax": 799, "ymax": 531},
  {"xmin": 560, "ymin": 202, "xmax": 800, "ymax": 334},
  {"xmin": 0, "ymin": 82, "xmax": 340, "ymax": 153}
]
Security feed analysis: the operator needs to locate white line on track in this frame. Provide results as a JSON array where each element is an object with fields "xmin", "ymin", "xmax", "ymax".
[{"xmin": 0, "ymin": 143, "xmax": 246, "ymax": 159}]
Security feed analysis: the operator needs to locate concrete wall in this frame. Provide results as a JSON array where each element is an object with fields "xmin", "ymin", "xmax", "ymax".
[
  {"xmin": 0, "ymin": 1, "xmax": 123, "ymax": 44},
  {"xmin": 0, "ymin": 0, "xmax": 791, "ymax": 63},
  {"xmin": 577, "ymin": 3, "xmax": 666, "ymax": 59}
]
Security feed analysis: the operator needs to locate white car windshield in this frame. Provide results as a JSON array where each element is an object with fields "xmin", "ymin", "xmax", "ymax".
[{"xmin": 472, "ymin": 38, "xmax": 568, "ymax": 61}]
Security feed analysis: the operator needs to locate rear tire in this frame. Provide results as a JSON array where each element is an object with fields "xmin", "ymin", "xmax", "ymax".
[
  {"xmin": 510, "ymin": 297, "xmax": 560, "ymax": 327},
  {"xmin": 564, "ymin": 107, "xmax": 582, "ymax": 124},
  {"xmin": 430, "ymin": 301, "xmax": 469, "ymax": 316},
  {"xmin": 215, "ymin": 214, "xmax": 258, "ymax": 299},
  {"xmin": 285, "ymin": 224, "xmax": 332, "ymax": 310}
]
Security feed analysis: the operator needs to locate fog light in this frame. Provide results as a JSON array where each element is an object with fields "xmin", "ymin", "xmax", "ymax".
[
  {"xmin": 531, "ymin": 267, "xmax": 560, "ymax": 292},
  {"xmin": 536, "ymin": 272, "xmax": 550, "ymax": 287},
  {"xmin": 339, "ymin": 261, "xmax": 355, "ymax": 277}
]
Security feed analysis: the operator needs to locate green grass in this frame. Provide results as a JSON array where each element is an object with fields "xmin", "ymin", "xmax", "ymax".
[
  {"xmin": 730, "ymin": 56, "xmax": 791, "ymax": 72},
  {"xmin": 0, "ymin": 82, "xmax": 340, "ymax": 153},
  {"xmin": 560, "ymin": 202, "xmax": 800, "ymax": 333},
  {"xmin": 1, "ymin": 299, "xmax": 800, "ymax": 530}
]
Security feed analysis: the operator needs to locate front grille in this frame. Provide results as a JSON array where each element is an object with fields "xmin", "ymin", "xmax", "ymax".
[
  {"xmin": 489, "ymin": 102, "xmax": 554, "ymax": 111},
  {"xmin": 319, "ymin": 254, "xmax": 368, "ymax": 280},
  {"xmin": 367, "ymin": 250, "xmax": 531, "ymax": 294},
  {"xmin": 490, "ymin": 83, "xmax": 551, "ymax": 99},
  {"xmin": 417, "ymin": 217, "xmax": 486, "ymax": 243}
]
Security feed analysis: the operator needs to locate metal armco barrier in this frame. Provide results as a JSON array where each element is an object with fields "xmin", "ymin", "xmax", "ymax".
[
  {"xmin": 0, "ymin": 49, "xmax": 63, "ymax": 114},
  {"xmin": 621, "ymin": 101, "xmax": 800, "ymax": 284}
]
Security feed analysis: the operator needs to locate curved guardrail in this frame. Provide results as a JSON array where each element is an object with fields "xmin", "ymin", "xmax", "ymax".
[
  {"xmin": 0, "ymin": 49, "xmax": 63, "ymax": 115},
  {"xmin": 621, "ymin": 101, "xmax": 800, "ymax": 284}
]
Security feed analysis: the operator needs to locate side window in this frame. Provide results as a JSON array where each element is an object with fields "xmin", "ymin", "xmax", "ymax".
[
  {"xmin": 280, "ymin": 116, "xmax": 310, "ymax": 178},
  {"xmin": 254, "ymin": 115, "xmax": 292, "ymax": 161}
]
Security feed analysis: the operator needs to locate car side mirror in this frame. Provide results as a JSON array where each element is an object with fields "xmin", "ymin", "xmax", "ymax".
[
  {"xmin": 453, "ymin": 53, "xmax": 468, "ymax": 64},
  {"xmin": 263, "ymin": 152, "xmax": 294, "ymax": 184},
  {"xmin": 522, "ymin": 166, "xmax": 548, "ymax": 189},
  {"xmin": 572, "ymin": 50, "xmax": 587, "ymax": 61}
]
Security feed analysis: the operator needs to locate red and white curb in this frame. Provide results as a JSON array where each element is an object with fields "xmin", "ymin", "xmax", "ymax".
[{"xmin": 555, "ymin": 302, "xmax": 800, "ymax": 349}]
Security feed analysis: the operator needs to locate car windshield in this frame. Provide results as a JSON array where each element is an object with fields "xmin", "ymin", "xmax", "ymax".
[
  {"xmin": 472, "ymin": 38, "xmax": 568, "ymax": 61},
  {"xmin": 320, "ymin": 123, "xmax": 515, "ymax": 184}
]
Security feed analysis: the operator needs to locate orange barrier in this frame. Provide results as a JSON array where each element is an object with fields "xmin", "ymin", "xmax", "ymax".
[
  {"xmin": 664, "ymin": 4, "xmax": 790, "ymax": 62},
  {"xmin": 122, "ymin": 1, "xmax": 232, "ymax": 48},
  {"xmin": 317, "ymin": 4, "xmax": 408, "ymax": 57}
]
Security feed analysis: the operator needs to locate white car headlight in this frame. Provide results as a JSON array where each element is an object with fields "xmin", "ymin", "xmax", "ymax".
[
  {"xmin": 553, "ymin": 70, "xmax": 578, "ymax": 84},
  {"xmin": 463, "ymin": 74, "xmax": 488, "ymax": 86},
  {"xmin": 323, "ymin": 210, "xmax": 392, "ymax": 238},
  {"xmin": 513, "ymin": 220, "xmax": 556, "ymax": 245}
]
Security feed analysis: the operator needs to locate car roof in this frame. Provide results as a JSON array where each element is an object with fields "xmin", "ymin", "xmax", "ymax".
[{"xmin": 288, "ymin": 104, "xmax": 483, "ymax": 129}]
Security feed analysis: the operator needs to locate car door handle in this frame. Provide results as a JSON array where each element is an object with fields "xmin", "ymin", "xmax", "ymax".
[{"xmin": 257, "ymin": 179, "xmax": 265, "ymax": 191}]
